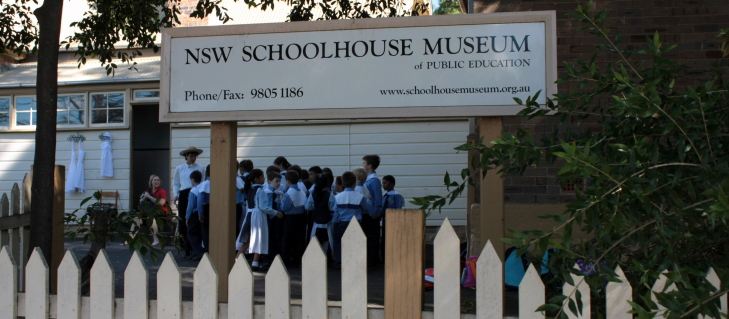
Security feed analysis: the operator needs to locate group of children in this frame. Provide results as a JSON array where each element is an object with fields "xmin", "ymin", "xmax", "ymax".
[{"xmin": 180, "ymin": 154, "xmax": 405, "ymax": 269}]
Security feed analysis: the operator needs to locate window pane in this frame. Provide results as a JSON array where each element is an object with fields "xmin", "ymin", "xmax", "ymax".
[
  {"xmin": 57, "ymin": 96, "xmax": 70, "ymax": 110},
  {"xmin": 57, "ymin": 110, "xmax": 69, "ymax": 124},
  {"xmin": 109, "ymin": 109, "xmax": 124, "ymax": 123},
  {"xmin": 0, "ymin": 98, "xmax": 9, "ymax": 112},
  {"xmin": 32, "ymin": 112, "xmax": 36, "ymax": 125},
  {"xmin": 92, "ymin": 110, "xmax": 107, "ymax": 124},
  {"xmin": 108, "ymin": 93, "xmax": 124, "ymax": 108},
  {"xmin": 70, "ymin": 110, "xmax": 84, "ymax": 124},
  {"xmin": 16, "ymin": 112, "xmax": 29, "ymax": 125},
  {"xmin": 91, "ymin": 94, "xmax": 107, "ymax": 109},
  {"xmin": 16, "ymin": 97, "xmax": 33, "ymax": 111},
  {"xmin": 70, "ymin": 95, "xmax": 85, "ymax": 110},
  {"xmin": 0, "ymin": 113, "xmax": 7, "ymax": 126},
  {"xmin": 134, "ymin": 90, "xmax": 159, "ymax": 99}
]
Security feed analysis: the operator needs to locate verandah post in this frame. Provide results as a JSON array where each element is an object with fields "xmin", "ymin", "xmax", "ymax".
[{"xmin": 209, "ymin": 121, "xmax": 237, "ymax": 302}]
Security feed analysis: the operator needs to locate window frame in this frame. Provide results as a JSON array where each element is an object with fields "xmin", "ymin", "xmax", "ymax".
[
  {"xmin": 13, "ymin": 95, "xmax": 38, "ymax": 129},
  {"xmin": 0, "ymin": 96, "xmax": 10, "ymax": 129},
  {"xmin": 89, "ymin": 91, "xmax": 128, "ymax": 128},
  {"xmin": 55, "ymin": 93, "xmax": 87, "ymax": 128},
  {"xmin": 132, "ymin": 89, "xmax": 160, "ymax": 101}
]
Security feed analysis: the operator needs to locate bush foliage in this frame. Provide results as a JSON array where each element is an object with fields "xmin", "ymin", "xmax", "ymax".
[{"xmin": 413, "ymin": 2, "xmax": 729, "ymax": 318}]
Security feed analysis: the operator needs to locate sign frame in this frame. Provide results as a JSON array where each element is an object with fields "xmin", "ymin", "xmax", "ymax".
[{"xmin": 159, "ymin": 11, "xmax": 557, "ymax": 123}]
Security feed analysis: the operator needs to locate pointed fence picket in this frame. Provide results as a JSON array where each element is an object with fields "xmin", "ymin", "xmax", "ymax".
[
  {"xmin": 302, "ymin": 236, "xmax": 328, "ymax": 319},
  {"xmin": 229, "ymin": 256, "xmax": 254, "ymax": 318},
  {"xmin": 342, "ymin": 218, "xmax": 367, "ymax": 319},
  {"xmin": 194, "ymin": 254, "xmax": 218, "ymax": 319},
  {"xmin": 652, "ymin": 271, "xmax": 677, "ymax": 319},
  {"xmin": 57, "ymin": 250, "xmax": 81, "ymax": 319},
  {"xmin": 477, "ymin": 240, "xmax": 503, "ymax": 319},
  {"xmin": 26, "ymin": 247, "xmax": 49, "ymax": 319},
  {"xmin": 266, "ymin": 255, "xmax": 291, "ymax": 318},
  {"xmin": 564, "ymin": 264, "xmax": 590, "ymax": 319},
  {"xmin": 0, "ymin": 177, "xmax": 31, "ymax": 292},
  {"xmin": 702, "ymin": 268, "xmax": 727, "ymax": 319},
  {"xmin": 4, "ymin": 218, "xmax": 729, "ymax": 319},
  {"xmin": 435, "ymin": 218, "xmax": 461, "ymax": 319},
  {"xmin": 124, "ymin": 251, "xmax": 148, "ymax": 319},
  {"xmin": 157, "ymin": 252, "xmax": 182, "ymax": 319},
  {"xmin": 0, "ymin": 246, "xmax": 17, "ymax": 319}
]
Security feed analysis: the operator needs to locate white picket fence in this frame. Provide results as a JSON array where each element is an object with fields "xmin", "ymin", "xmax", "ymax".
[
  {"xmin": 0, "ymin": 218, "xmax": 727, "ymax": 318},
  {"xmin": 0, "ymin": 175, "xmax": 31, "ymax": 293}
]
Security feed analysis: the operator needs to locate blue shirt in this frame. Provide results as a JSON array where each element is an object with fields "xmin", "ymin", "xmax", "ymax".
[
  {"xmin": 281, "ymin": 184, "xmax": 307, "ymax": 215},
  {"xmin": 185, "ymin": 186, "xmax": 200, "ymax": 219},
  {"xmin": 333, "ymin": 188, "xmax": 370, "ymax": 222},
  {"xmin": 236, "ymin": 173, "xmax": 248, "ymax": 205},
  {"xmin": 196, "ymin": 179, "xmax": 210, "ymax": 215},
  {"xmin": 256, "ymin": 185, "xmax": 280, "ymax": 217},
  {"xmin": 382, "ymin": 189, "xmax": 405, "ymax": 212},
  {"xmin": 364, "ymin": 172, "xmax": 382, "ymax": 217}
]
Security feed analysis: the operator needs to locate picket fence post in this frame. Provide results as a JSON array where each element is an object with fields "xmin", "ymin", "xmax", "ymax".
[
  {"xmin": 477, "ymin": 240, "xmax": 502, "ymax": 319},
  {"xmin": 519, "ymin": 264, "xmax": 545, "ymax": 319},
  {"xmin": 266, "ymin": 255, "xmax": 291, "ymax": 318},
  {"xmin": 193, "ymin": 253, "xmax": 218, "ymax": 319},
  {"xmin": 124, "ymin": 251, "xmax": 149, "ymax": 319},
  {"xmin": 25, "ymin": 247, "xmax": 49, "ymax": 319},
  {"xmin": 302, "ymin": 236, "xmax": 328, "ymax": 318},
  {"xmin": 652, "ymin": 271, "xmax": 677, "ymax": 319},
  {"xmin": 57, "ymin": 250, "xmax": 81, "ymax": 319},
  {"xmin": 434, "ymin": 218, "xmax": 461, "ymax": 319},
  {"xmin": 606, "ymin": 266, "xmax": 632, "ymax": 319},
  {"xmin": 228, "ymin": 256, "xmax": 254, "ymax": 318},
  {"xmin": 564, "ymin": 264, "xmax": 590, "ymax": 319},
  {"xmin": 0, "ymin": 246, "xmax": 17, "ymax": 319},
  {"xmin": 157, "ymin": 252, "xmax": 182, "ymax": 319},
  {"xmin": 342, "ymin": 218, "xmax": 367, "ymax": 318},
  {"xmin": 90, "ymin": 249, "xmax": 115, "ymax": 319}
]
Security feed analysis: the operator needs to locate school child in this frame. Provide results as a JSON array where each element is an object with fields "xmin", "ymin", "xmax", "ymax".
[
  {"xmin": 196, "ymin": 164, "xmax": 212, "ymax": 252},
  {"xmin": 236, "ymin": 159, "xmax": 254, "ymax": 240},
  {"xmin": 332, "ymin": 171, "xmax": 370, "ymax": 269},
  {"xmin": 308, "ymin": 166, "xmax": 322, "ymax": 189},
  {"xmin": 334, "ymin": 176, "xmax": 344, "ymax": 194},
  {"xmin": 186, "ymin": 170, "xmax": 205, "ymax": 261},
  {"xmin": 362, "ymin": 154, "xmax": 383, "ymax": 265},
  {"xmin": 288, "ymin": 165, "xmax": 308, "ymax": 195},
  {"xmin": 305, "ymin": 174, "xmax": 336, "ymax": 257},
  {"xmin": 381, "ymin": 175, "xmax": 404, "ymax": 264},
  {"xmin": 280, "ymin": 170, "xmax": 308, "ymax": 267},
  {"xmin": 274, "ymin": 156, "xmax": 291, "ymax": 192},
  {"xmin": 248, "ymin": 170, "xmax": 284, "ymax": 270},
  {"xmin": 352, "ymin": 167, "xmax": 371, "ymax": 200}
]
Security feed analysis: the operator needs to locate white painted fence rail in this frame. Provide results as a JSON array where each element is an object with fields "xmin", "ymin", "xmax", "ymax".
[{"xmin": 1, "ymin": 217, "xmax": 727, "ymax": 319}]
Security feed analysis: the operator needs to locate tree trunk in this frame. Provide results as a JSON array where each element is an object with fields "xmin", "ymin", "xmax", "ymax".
[{"xmin": 30, "ymin": 0, "xmax": 64, "ymax": 265}]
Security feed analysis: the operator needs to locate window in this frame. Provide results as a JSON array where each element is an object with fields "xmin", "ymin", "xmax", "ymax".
[
  {"xmin": 91, "ymin": 92, "xmax": 125, "ymax": 124},
  {"xmin": 0, "ymin": 97, "xmax": 9, "ymax": 127},
  {"xmin": 133, "ymin": 89, "xmax": 160, "ymax": 101},
  {"xmin": 15, "ymin": 96, "xmax": 37, "ymax": 126},
  {"xmin": 57, "ymin": 94, "xmax": 85, "ymax": 126}
]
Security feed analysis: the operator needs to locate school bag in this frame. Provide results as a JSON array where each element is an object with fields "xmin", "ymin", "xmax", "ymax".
[
  {"xmin": 462, "ymin": 256, "xmax": 478, "ymax": 288},
  {"xmin": 312, "ymin": 189, "xmax": 333, "ymax": 224},
  {"xmin": 504, "ymin": 246, "xmax": 529, "ymax": 290}
]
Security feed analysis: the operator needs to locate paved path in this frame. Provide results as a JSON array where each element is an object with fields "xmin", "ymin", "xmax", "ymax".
[{"xmin": 65, "ymin": 239, "xmax": 517, "ymax": 314}]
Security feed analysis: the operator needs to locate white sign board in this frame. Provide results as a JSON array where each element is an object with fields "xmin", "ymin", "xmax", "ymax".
[{"xmin": 160, "ymin": 12, "xmax": 557, "ymax": 122}]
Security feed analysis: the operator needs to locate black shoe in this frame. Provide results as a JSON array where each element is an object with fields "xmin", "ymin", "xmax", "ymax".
[{"xmin": 190, "ymin": 254, "xmax": 203, "ymax": 261}]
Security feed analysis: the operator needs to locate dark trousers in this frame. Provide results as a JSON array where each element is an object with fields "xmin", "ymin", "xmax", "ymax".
[
  {"xmin": 201, "ymin": 205, "xmax": 210, "ymax": 251},
  {"xmin": 187, "ymin": 214, "xmax": 205, "ymax": 256},
  {"xmin": 281, "ymin": 213, "xmax": 307, "ymax": 266},
  {"xmin": 177, "ymin": 189, "xmax": 192, "ymax": 255},
  {"xmin": 267, "ymin": 215, "xmax": 285, "ymax": 261},
  {"xmin": 362, "ymin": 214, "xmax": 381, "ymax": 264},
  {"xmin": 332, "ymin": 221, "xmax": 349, "ymax": 263}
]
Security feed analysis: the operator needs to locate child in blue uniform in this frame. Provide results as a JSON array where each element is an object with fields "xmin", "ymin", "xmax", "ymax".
[
  {"xmin": 362, "ymin": 155, "xmax": 383, "ymax": 265},
  {"xmin": 280, "ymin": 170, "xmax": 308, "ymax": 267},
  {"xmin": 332, "ymin": 171, "xmax": 370, "ymax": 269},
  {"xmin": 236, "ymin": 159, "xmax": 253, "ymax": 242},
  {"xmin": 381, "ymin": 175, "xmax": 404, "ymax": 264},
  {"xmin": 186, "ymin": 170, "xmax": 204, "ymax": 261},
  {"xmin": 305, "ymin": 174, "xmax": 336, "ymax": 257},
  {"xmin": 197, "ymin": 165, "xmax": 211, "ymax": 252},
  {"xmin": 247, "ymin": 170, "xmax": 283, "ymax": 270}
]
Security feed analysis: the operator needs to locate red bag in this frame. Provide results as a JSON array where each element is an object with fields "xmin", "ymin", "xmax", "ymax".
[{"xmin": 424, "ymin": 268, "xmax": 434, "ymax": 289}]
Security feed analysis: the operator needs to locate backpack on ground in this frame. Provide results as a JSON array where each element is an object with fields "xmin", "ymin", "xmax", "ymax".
[{"xmin": 504, "ymin": 246, "xmax": 529, "ymax": 290}]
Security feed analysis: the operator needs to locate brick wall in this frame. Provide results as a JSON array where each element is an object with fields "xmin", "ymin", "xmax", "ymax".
[
  {"xmin": 175, "ymin": 0, "xmax": 210, "ymax": 27},
  {"xmin": 474, "ymin": 0, "xmax": 728, "ymax": 203}
]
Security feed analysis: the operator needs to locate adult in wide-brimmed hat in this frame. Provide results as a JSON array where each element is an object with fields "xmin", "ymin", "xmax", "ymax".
[
  {"xmin": 173, "ymin": 145, "xmax": 205, "ymax": 258},
  {"xmin": 179, "ymin": 146, "xmax": 203, "ymax": 157}
]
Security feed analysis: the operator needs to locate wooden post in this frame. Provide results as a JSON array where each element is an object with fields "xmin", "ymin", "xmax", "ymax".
[
  {"xmin": 465, "ymin": 133, "xmax": 481, "ymax": 257},
  {"xmin": 209, "ymin": 121, "xmax": 237, "ymax": 302},
  {"xmin": 384, "ymin": 209, "xmax": 425, "ymax": 319},
  {"xmin": 50, "ymin": 166, "xmax": 65, "ymax": 293},
  {"xmin": 477, "ymin": 117, "xmax": 504, "ymax": 260}
]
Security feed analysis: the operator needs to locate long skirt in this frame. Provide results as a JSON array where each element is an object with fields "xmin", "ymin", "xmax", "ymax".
[{"xmin": 247, "ymin": 209, "xmax": 269, "ymax": 254}]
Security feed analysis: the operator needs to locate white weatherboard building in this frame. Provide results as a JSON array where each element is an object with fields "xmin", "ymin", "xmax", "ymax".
[{"xmin": 0, "ymin": 0, "xmax": 469, "ymax": 226}]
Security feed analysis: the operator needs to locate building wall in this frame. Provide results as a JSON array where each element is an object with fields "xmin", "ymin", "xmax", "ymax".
[
  {"xmin": 473, "ymin": 0, "xmax": 728, "ymax": 204},
  {"xmin": 171, "ymin": 120, "xmax": 469, "ymax": 225},
  {"xmin": 0, "ymin": 130, "xmax": 132, "ymax": 215}
]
